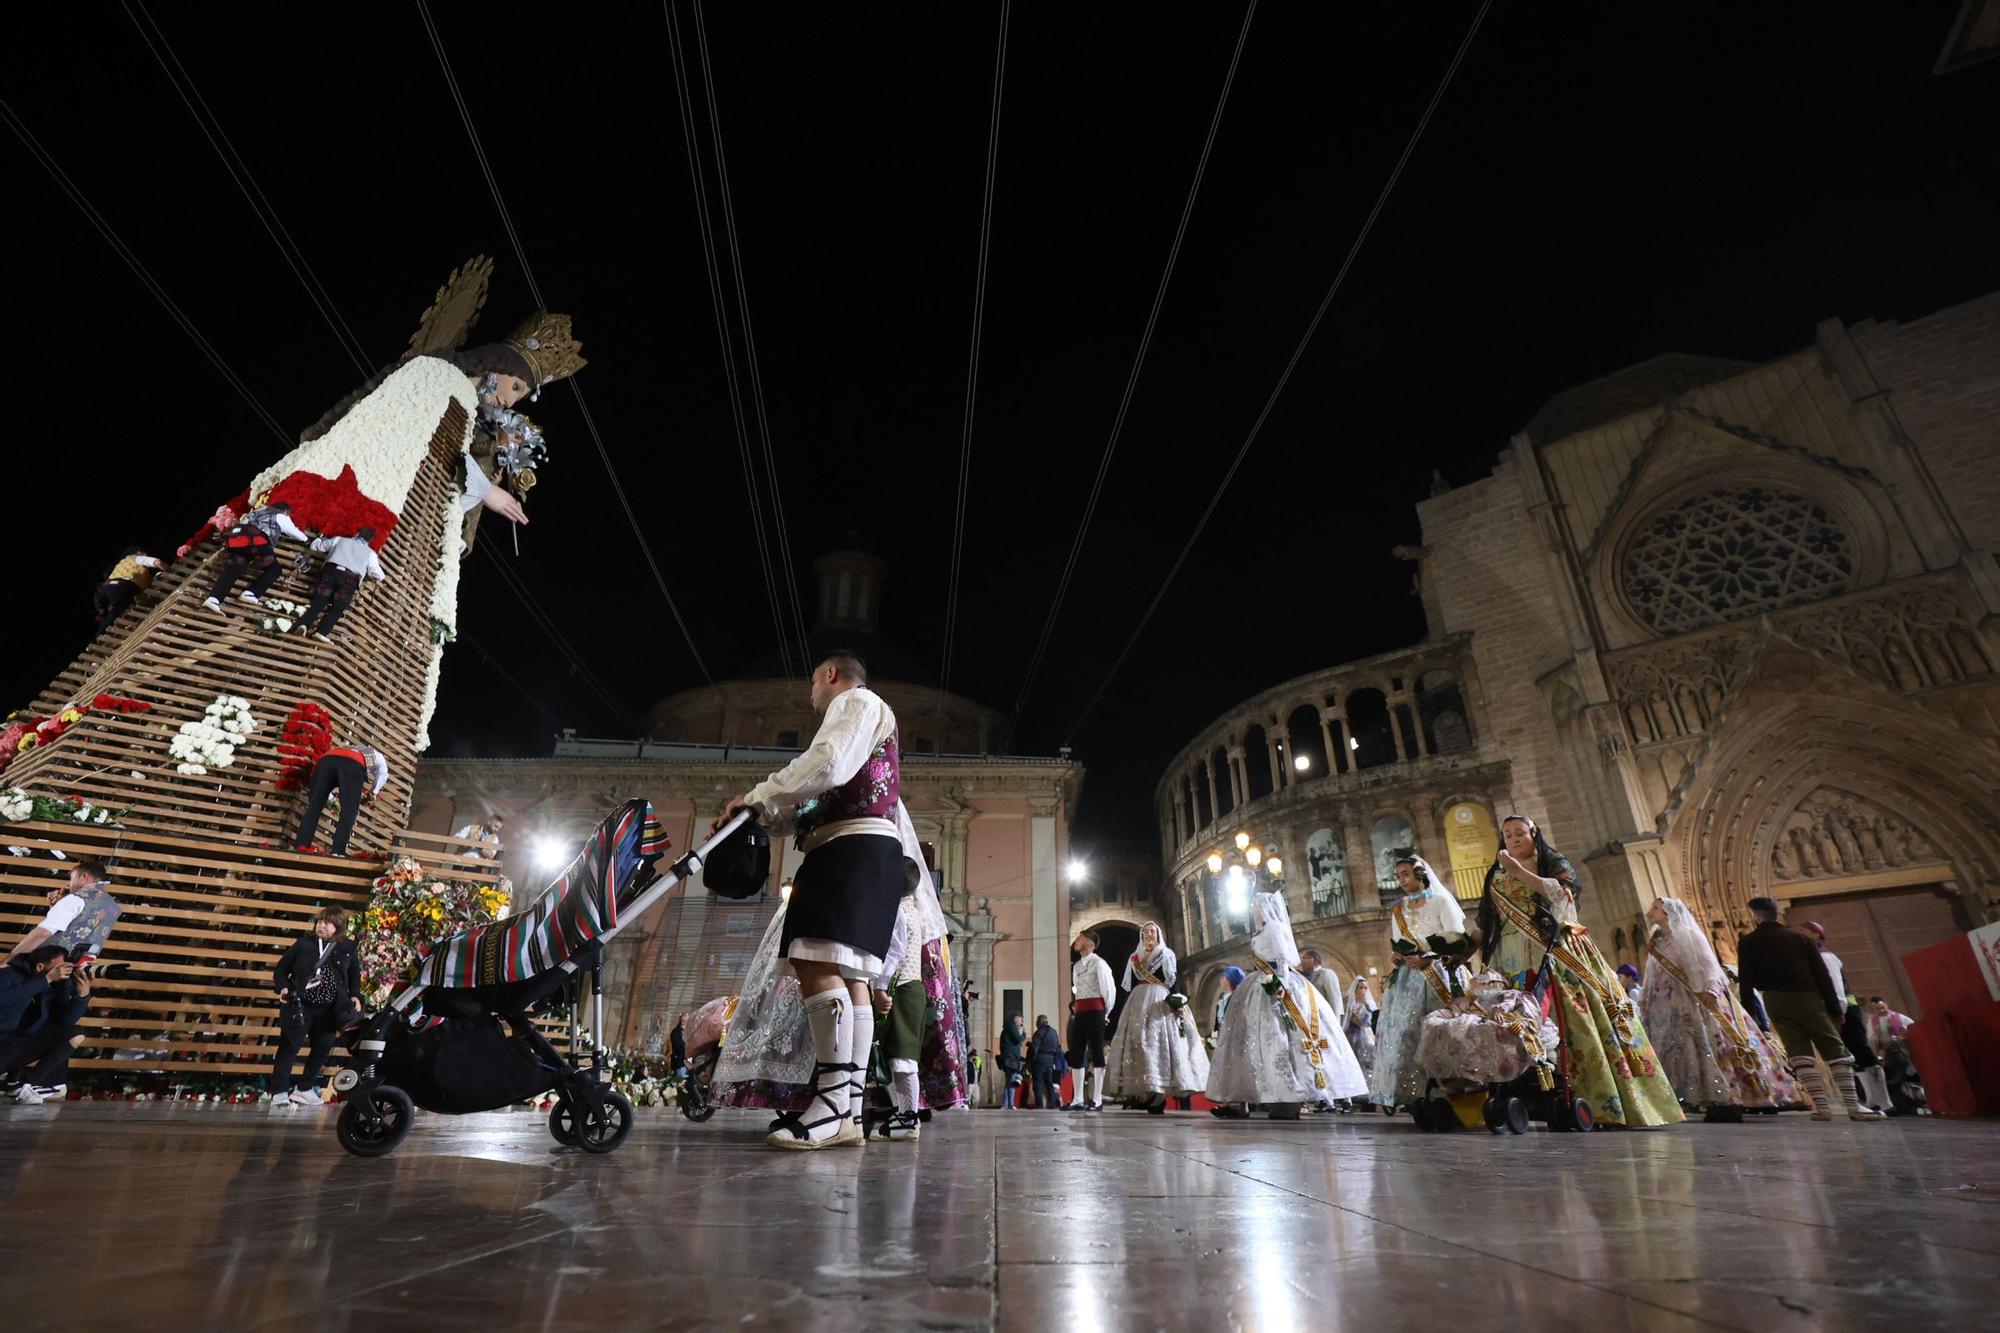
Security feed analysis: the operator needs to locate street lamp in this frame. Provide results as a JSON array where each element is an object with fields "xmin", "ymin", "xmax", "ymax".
[
  {"xmin": 1067, "ymin": 859, "xmax": 1089, "ymax": 884},
  {"xmin": 1203, "ymin": 827, "xmax": 1286, "ymax": 937}
]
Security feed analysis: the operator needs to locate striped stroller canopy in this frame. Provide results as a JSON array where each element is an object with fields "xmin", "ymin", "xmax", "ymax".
[{"xmin": 418, "ymin": 799, "xmax": 673, "ymax": 991}]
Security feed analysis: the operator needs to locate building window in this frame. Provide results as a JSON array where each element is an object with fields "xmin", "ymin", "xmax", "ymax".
[
  {"xmin": 775, "ymin": 730, "xmax": 800, "ymax": 749},
  {"xmin": 1621, "ymin": 487, "xmax": 1853, "ymax": 634},
  {"xmin": 910, "ymin": 738, "xmax": 936, "ymax": 754}
]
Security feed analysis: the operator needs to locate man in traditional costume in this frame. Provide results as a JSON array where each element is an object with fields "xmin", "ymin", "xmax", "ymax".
[
  {"xmin": 1736, "ymin": 898, "xmax": 1885, "ymax": 1122},
  {"xmin": 715, "ymin": 652, "xmax": 916, "ymax": 1150},
  {"xmin": 1069, "ymin": 929, "xmax": 1117, "ymax": 1112},
  {"xmin": 1206, "ymin": 890, "xmax": 1367, "ymax": 1118}
]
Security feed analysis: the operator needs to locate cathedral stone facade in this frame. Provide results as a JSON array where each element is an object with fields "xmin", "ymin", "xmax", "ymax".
[{"xmin": 1160, "ymin": 292, "xmax": 2000, "ymax": 1022}]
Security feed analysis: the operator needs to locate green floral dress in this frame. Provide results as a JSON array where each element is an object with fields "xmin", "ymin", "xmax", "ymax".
[{"xmin": 1483, "ymin": 864, "xmax": 1683, "ymax": 1129}]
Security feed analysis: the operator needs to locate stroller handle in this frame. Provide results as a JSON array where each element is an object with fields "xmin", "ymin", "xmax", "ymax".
[{"xmin": 388, "ymin": 810, "xmax": 760, "ymax": 1016}]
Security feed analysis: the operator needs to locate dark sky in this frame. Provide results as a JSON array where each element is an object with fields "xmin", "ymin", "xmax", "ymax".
[{"xmin": 7, "ymin": 3, "xmax": 1997, "ymax": 842}]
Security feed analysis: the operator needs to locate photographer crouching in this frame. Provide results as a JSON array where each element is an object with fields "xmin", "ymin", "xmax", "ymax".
[
  {"xmin": 270, "ymin": 907, "xmax": 361, "ymax": 1109},
  {"xmin": 0, "ymin": 946, "xmax": 92, "ymax": 1104}
]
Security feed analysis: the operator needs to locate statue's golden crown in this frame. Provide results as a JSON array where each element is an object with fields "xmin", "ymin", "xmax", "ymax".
[{"xmin": 504, "ymin": 312, "xmax": 586, "ymax": 389}]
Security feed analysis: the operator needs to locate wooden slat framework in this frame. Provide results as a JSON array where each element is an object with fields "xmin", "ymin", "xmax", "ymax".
[
  {"xmin": 0, "ymin": 394, "xmax": 575, "ymax": 1079},
  {"xmin": 10, "ymin": 400, "xmax": 469, "ymax": 856}
]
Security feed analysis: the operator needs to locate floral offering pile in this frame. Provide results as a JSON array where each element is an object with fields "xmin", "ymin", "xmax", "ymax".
[
  {"xmin": 358, "ymin": 856, "xmax": 512, "ymax": 1006},
  {"xmin": 256, "ymin": 597, "xmax": 312, "ymax": 636},
  {"xmin": 0, "ymin": 789, "xmax": 126, "ymax": 827},
  {"xmin": 275, "ymin": 701, "xmax": 334, "ymax": 792},
  {"xmin": 0, "ymin": 694, "xmax": 153, "ymax": 778},
  {"xmin": 170, "ymin": 695, "xmax": 257, "ymax": 776}
]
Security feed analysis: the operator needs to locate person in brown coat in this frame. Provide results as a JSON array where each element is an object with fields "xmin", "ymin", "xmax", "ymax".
[{"xmin": 1735, "ymin": 898, "xmax": 1884, "ymax": 1122}]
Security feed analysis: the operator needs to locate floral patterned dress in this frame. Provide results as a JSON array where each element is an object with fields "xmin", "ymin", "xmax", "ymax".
[
  {"xmin": 1639, "ymin": 924, "xmax": 1800, "ymax": 1111},
  {"xmin": 1482, "ymin": 866, "xmax": 1683, "ymax": 1129}
]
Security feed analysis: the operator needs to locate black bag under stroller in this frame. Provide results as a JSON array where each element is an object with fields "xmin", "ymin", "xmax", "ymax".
[{"xmin": 333, "ymin": 801, "xmax": 755, "ymax": 1157}]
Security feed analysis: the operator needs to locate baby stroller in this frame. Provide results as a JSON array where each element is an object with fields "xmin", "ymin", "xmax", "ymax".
[
  {"xmin": 333, "ymin": 801, "xmax": 754, "ymax": 1157},
  {"xmin": 1411, "ymin": 967, "xmax": 1593, "ymax": 1134}
]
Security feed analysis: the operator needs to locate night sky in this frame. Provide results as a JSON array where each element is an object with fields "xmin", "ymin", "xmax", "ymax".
[{"xmin": 7, "ymin": 4, "xmax": 1997, "ymax": 842}]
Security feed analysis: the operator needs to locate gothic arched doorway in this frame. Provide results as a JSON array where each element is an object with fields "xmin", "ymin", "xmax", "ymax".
[{"xmin": 1665, "ymin": 641, "xmax": 2000, "ymax": 1015}]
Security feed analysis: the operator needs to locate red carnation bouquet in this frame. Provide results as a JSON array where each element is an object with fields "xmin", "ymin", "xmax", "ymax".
[{"xmin": 276, "ymin": 701, "xmax": 335, "ymax": 792}]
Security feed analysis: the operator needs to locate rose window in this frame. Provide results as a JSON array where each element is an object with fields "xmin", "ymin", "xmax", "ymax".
[{"xmin": 1621, "ymin": 488, "xmax": 1852, "ymax": 632}]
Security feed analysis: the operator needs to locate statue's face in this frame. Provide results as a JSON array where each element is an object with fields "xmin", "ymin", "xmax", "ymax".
[{"xmin": 492, "ymin": 373, "xmax": 531, "ymax": 406}]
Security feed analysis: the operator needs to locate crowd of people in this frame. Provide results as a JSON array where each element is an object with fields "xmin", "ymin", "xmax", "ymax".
[
  {"xmin": 6, "ymin": 640, "xmax": 1930, "ymax": 1126},
  {"xmin": 978, "ymin": 815, "xmax": 1928, "ymax": 1129}
]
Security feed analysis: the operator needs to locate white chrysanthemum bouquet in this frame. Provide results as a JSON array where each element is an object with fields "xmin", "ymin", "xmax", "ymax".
[{"xmin": 170, "ymin": 694, "xmax": 258, "ymax": 776}]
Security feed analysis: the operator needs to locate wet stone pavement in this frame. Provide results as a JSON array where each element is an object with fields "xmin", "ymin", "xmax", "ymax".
[{"xmin": 0, "ymin": 1102, "xmax": 1996, "ymax": 1330}]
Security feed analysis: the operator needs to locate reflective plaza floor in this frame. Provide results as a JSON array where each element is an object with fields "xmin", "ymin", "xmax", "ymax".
[{"xmin": 1, "ymin": 1102, "xmax": 1996, "ymax": 1331}]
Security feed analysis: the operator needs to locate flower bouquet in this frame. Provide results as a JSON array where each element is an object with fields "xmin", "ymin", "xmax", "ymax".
[
  {"xmin": 257, "ymin": 597, "xmax": 310, "ymax": 637},
  {"xmin": 1166, "ymin": 991, "xmax": 1191, "ymax": 1039},
  {"xmin": 170, "ymin": 695, "xmax": 257, "ymax": 776},
  {"xmin": 358, "ymin": 856, "xmax": 510, "ymax": 1006},
  {"xmin": 0, "ymin": 788, "xmax": 127, "ymax": 826},
  {"xmin": 275, "ymin": 701, "xmax": 333, "ymax": 791}
]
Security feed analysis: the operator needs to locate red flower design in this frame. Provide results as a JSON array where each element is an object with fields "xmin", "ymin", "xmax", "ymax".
[{"xmin": 266, "ymin": 467, "xmax": 398, "ymax": 548}]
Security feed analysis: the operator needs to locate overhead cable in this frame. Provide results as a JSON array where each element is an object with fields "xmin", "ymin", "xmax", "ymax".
[
  {"xmin": 1013, "ymin": 0, "xmax": 1258, "ymax": 718},
  {"xmin": 416, "ymin": 0, "xmax": 714, "ymax": 684},
  {"xmin": 940, "ymin": 0, "xmax": 1013, "ymax": 696},
  {"xmin": 663, "ymin": 0, "xmax": 800, "ymax": 679},
  {"xmin": 122, "ymin": 0, "xmax": 375, "ymax": 378},
  {"xmin": 1, "ymin": 97, "xmax": 291, "ymax": 447},
  {"xmin": 1062, "ymin": 0, "xmax": 1493, "ymax": 748}
]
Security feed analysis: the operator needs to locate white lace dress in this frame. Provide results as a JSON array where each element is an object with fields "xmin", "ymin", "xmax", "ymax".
[
  {"xmin": 1105, "ymin": 945, "xmax": 1208, "ymax": 1097},
  {"xmin": 1205, "ymin": 892, "xmax": 1367, "ymax": 1106}
]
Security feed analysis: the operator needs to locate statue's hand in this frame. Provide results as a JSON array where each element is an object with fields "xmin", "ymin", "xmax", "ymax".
[{"xmin": 481, "ymin": 486, "xmax": 529, "ymax": 525}]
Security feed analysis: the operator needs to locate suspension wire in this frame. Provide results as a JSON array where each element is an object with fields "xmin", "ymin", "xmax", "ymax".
[
  {"xmin": 122, "ymin": 0, "xmax": 375, "ymax": 378},
  {"xmin": 1012, "ymin": 0, "xmax": 1257, "ymax": 719},
  {"xmin": 476, "ymin": 542, "xmax": 640, "ymax": 728},
  {"xmin": 459, "ymin": 632, "xmax": 569, "ymax": 727},
  {"xmin": 689, "ymin": 0, "xmax": 814, "ymax": 665},
  {"xmin": 1, "ymin": 97, "xmax": 292, "ymax": 447},
  {"xmin": 663, "ymin": 0, "xmax": 799, "ymax": 679},
  {"xmin": 415, "ymin": 0, "xmax": 715, "ymax": 685},
  {"xmin": 940, "ymin": 0, "xmax": 1012, "ymax": 696},
  {"xmin": 1061, "ymin": 0, "xmax": 1492, "ymax": 749}
]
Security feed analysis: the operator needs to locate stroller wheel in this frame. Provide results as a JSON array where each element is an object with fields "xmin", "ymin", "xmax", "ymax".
[
  {"xmin": 1569, "ymin": 1097, "xmax": 1596, "ymax": 1133},
  {"xmin": 549, "ymin": 1099, "xmax": 580, "ymax": 1145},
  {"xmin": 1482, "ymin": 1097, "xmax": 1507, "ymax": 1134},
  {"xmin": 336, "ymin": 1085, "xmax": 414, "ymax": 1158},
  {"xmin": 1411, "ymin": 1100, "xmax": 1434, "ymax": 1133},
  {"xmin": 575, "ymin": 1090, "xmax": 635, "ymax": 1154},
  {"xmin": 1428, "ymin": 1097, "xmax": 1458, "ymax": 1132},
  {"xmin": 1505, "ymin": 1097, "xmax": 1529, "ymax": 1135},
  {"xmin": 679, "ymin": 1093, "xmax": 717, "ymax": 1123}
]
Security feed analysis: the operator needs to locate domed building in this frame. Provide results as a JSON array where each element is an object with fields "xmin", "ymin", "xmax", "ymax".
[
  {"xmin": 642, "ymin": 546, "xmax": 1009, "ymax": 755},
  {"xmin": 411, "ymin": 546, "xmax": 1079, "ymax": 1102}
]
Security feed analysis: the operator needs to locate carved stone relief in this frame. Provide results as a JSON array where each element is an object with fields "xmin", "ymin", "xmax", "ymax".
[{"xmin": 1769, "ymin": 786, "xmax": 1942, "ymax": 882}]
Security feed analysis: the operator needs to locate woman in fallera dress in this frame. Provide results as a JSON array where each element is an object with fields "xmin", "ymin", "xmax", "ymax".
[
  {"xmin": 1104, "ymin": 922, "xmax": 1207, "ymax": 1112},
  {"xmin": 1638, "ymin": 896, "xmax": 1800, "ymax": 1120},
  {"xmin": 1477, "ymin": 814, "xmax": 1682, "ymax": 1128},
  {"xmin": 1206, "ymin": 890, "xmax": 1367, "ymax": 1118},
  {"xmin": 1367, "ymin": 855, "xmax": 1473, "ymax": 1111}
]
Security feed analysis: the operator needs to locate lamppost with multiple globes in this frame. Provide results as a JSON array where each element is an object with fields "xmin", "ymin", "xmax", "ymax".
[{"xmin": 1203, "ymin": 828, "xmax": 1284, "ymax": 938}]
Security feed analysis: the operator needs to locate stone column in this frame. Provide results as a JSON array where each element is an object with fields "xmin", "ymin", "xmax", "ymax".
[
  {"xmin": 1321, "ymin": 711, "xmax": 1345, "ymax": 774},
  {"xmin": 1267, "ymin": 723, "xmax": 1286, "ymax": 790},
  {"xmin": 1029, "ymin": 794, "xmax": 1061, "ymax": 1030},
  {"xmin": 1227, "ymin": 746, "xmax": 1248, "ymax": 807},
  {"xmin": 1204, "ymin": 761, "xmax": 1221, "ymax": 825}
]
